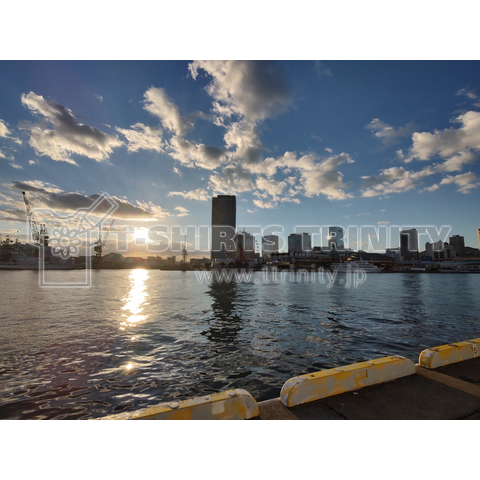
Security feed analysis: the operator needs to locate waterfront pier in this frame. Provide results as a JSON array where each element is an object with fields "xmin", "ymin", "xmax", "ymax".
[{"xmin": 103, "ymin": 337, "xmax": 480, "ymax": 420}]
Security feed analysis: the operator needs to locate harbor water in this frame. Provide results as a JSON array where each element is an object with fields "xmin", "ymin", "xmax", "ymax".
[{"xmin": 0, "ymin": 269, "xmax": 479, "ymax": 419}]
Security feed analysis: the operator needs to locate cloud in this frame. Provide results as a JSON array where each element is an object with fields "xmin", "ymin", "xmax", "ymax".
[
  {"xmin": 8, "ymin": 180, "xmax": 169, "ymax": 220},
  {"xmin": 174, "ymin": 206, "xmax": 189, "ymax": 217},
  {"xmin": 143, "ymin": 87, "xmax": 192, "ymax": 136},
  {"xmin": 115, "ymin": 123, "xmax": 163, "ymax": 152},
  {"xmin": 456, "ymin": 87, "xmax": 477, "ymax": 100},
  {"xmin": 28, "ymin": 160, "xmax": 37, "ymax": 165},
  {"xmin": 255, "ymin": 177, "xmax": 287, "ymax": 197},
  {"xmin": 0, "ymin": 119, "xmax": 22, "ymax": 144},
  {"xmin": 362, "ymin": 160, "xmax": 480, "ymax": 197},
  {"xmin": 364, "ymin": 111, "xmax": 480, "ymax": 197},
  {"xmin": 95, "ymin": 94, "xmax": 104, "ymax": 102},
  {"xmin": 223, "ymin": 121, "xmax": 268, "ymax": 168},
  {"xmin": 209, "ymin": 164, "xmax": 255, "ymax": 194},
  {"xmin": 189, "ymin": 60, "xmax": 292, "ymax": 123},
  {"xmin": 11, "ymin": 179, "xmax": 63, "ymax": 194},
  {"xmin": 9, "ymin": 163, "xmax": 23, "ymax": 170},
  {"xmin": 313, "ymin": 61, "xmax": 333, "ymax": 79},
  {"xmin": 405, "ymin": 110, "xmax": 480, "ymax": 162},
  {"xmin": 20, "ymin": 92, "xmax": 122, "ymax": 163},
  {"xmin": 365, "ymin": 118, "xmax": 416, "ymax": 146},
  {"xmin": 361, "ymin": 166, "xmax": 434, "ymax": 197},
  {"xmin": 278, "ymin": 151, "xmax": 355, "ymax": 200},
  {"xmin": 0, "ymin": 147, "xmax": 14, "ymax": 161},
  {"xmin": 169, "ymin": 136, "xmax": 226, "ymax": 170},
  {"xmin": 167, "ymin": 188, "xmax": 210, "ymax": 201},
  {"xmin": 253, "ymin": 199, "xmax": 275, "ymax": 209},
  {"xmin": 425, "ymin": 172, "xmax": 479, "ymax": 194}
]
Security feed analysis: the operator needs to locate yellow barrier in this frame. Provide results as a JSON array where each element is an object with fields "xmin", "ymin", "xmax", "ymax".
[
  {"xmin": 280, "ymin": 356, "xmax": 415, "ymax": 407},
  {"xmin": 100, "ymin": 389, "xmax": 259, "ymax": 420},
  {"xmin": 419, "ymin": 338, "xmax": 480, "ymax": 369}
]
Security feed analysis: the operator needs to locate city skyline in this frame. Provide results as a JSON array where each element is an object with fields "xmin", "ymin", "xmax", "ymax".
[{"xmin": 1, "ymin": 61, "xmax": 480, "ymax": 251}]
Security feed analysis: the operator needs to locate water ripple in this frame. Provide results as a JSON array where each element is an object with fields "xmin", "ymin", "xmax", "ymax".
[{"xmin": 1, "ymin": 271, "xmax": 479, "ymax": 418}]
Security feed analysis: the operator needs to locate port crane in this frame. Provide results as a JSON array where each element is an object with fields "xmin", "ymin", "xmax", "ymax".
[
  {"xmin": 22, "ymin": 191, "xmax": 49, "ymax": 246},
  {"xmin": 181, "ymin": 235, "xmax": 188, "ymax": 263},
  {"xmin": 93, "ymin": 219, "xmax": 114, "ymax": 268}
]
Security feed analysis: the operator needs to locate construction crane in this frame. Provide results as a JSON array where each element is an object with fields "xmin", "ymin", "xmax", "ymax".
[
  {"xmin": 94, "ymin": 219, "xmax": 114, "ymax": 268},
  {"xmin": 22, "ymin": 191, "xmax": 49, "ymax": 246},
  {"xmin": 181, "ymin": 235, "xmax": 188, "ymax": 263}
]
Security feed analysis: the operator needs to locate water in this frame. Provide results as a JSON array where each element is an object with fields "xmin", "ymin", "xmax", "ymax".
[{"xmin": 0, "ymin": 270, "xmax": 479, "ymax": 419}]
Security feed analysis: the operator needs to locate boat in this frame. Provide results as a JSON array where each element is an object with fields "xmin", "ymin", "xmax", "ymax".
[{"xmin": 330, "ymin": 260, "xmax": 385, "ymax": 273}]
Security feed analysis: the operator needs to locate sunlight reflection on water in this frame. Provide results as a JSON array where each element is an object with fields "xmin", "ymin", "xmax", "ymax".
[{"xmin": 0, "ymin": 271, "xmax": 479, "ymax": 419}]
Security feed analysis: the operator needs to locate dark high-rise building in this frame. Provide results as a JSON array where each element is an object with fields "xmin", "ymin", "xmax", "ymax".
[
  {"xmin": 400, "ymin": 228, "xmax": 419, "ymax": 260},
  {"xmin": 449, "ymin": 235, "xmax": 465, "ymax": 257},
  {"xmin": 288, "ymin": 233, "xmax": 311, "ymax": 254},
  {"xmin": 328, "ymin": 226, "xmax": 345, "ymax": 250},
  {"xmin": 211, "ymin": 195, "xmax": 236, "ymax": 260}
]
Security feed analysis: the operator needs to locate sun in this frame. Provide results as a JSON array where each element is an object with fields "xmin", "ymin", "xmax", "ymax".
[{"xmin": 134, "ymin": 227, "xmax": 148, "ymax": 240}]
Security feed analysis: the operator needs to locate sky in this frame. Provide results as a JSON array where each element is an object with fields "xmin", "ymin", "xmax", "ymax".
[{"xmin": 1, "ymin": 60, "xmax": 480, "ymax": 255}]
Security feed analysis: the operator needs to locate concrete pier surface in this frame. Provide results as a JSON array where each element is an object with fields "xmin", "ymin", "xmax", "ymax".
[
  {"xmin": 102, "ymin": 338, "xmax": 480, "ymax": 420},
  {"xmin": 256, "ymin": 359, "xmax": 480, "ymax": 420}
]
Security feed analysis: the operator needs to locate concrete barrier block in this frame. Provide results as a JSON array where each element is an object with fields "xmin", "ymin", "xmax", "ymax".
[
  {"xmin": 419, "ymin": 338, "xmax": 480, "ymax": 369},
  {"xmin": 280, "ymin": 356, "xmax": 416, "ymax": 408},
  {"xmin": 100, "ymin": 389, "xmax": 259, "ymax": 420}
]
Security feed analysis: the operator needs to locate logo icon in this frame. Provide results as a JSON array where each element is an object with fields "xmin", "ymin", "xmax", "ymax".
[{"xmin": 27, "ymin": 193, "xmax": 118, "ymax": 287}]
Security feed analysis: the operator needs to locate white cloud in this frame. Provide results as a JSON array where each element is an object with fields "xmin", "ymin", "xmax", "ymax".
[
  {"xmin": 361, "ymin": 165, "xmax": 434, "ymax": 197},
  {"xmin": 20, "ymin": 92, "xmax": 122, "ymax": 164},
  {"xmin": 406, "ymin": 111, "xmax": 480, "ymax": 162},
  {"xmin": 365, "ymin": 118, "xmax": 416, "ymax": 146},
  {"xmin": 174, "ymin": 206, "xmax": 189, "ymax": 217},
  {"xmin": 95, "ymin": 94, "xmax": 104, "ymax": 102},
  {"xmin": 169, "ymin": 136, "xmax": 226, "ymax": 170},
  {"xmin": 167, "ymin": 188, "xmax": 210, "ymax": 202},
  {"xmin": 426, "ymin": 172, "xmax": 479, "ymax": 194},
  {"xmin": 209, "ymin": 164, "xmax": 254, "ymax": 194},
  {"xmin": 255, "ymin": 177, "xmax": 287, "ymax": 197},
  {"xmin": 363, "ymin": 111, "xmax": 480, "ymax": 197},
  {"xmin": 0, "ymin": 119, "xmax": 11, "ymax": 138},
  {"xmin": 0, "ymin": 147, "xmax": 14, "ymax": 160},
  {"xmin": 28, "ymin": 160, "xmax": 36, "ymax": 165},
  {"xmin": 325, "ymin": 147, "xmax": 333, "ymax": 153},
  {"xmin": 313, "ymin": 61, "xmax": 333, "ymax": 79},
  {"xmin": 253, "ymin": 199, "xmax": 275, "ymax": 209},
  {"xmin": 10, "ymin": 163, "xmax": 23, "ymax": 170},
  {"xmin": 278, "ymin": 151, "xmax": 355, "ymax": 200},
  {"xmin": 0, "ymin": 119, "xmax": 21, "ymax": 144},
  {"xmin": 456, "ymin": 87, "xmax": 477, "ymax": 100},
  {"xmin": 143, "ymin": 87, "xmax": 192, "ymax": 136},
  {"xmin": 189, "ymin": 60, "xmax": 292, "ymax": 123},
  {"xmin": 7, "ymin": 180, "xmax": 169, "ymax": 220},
  {"xmin": 115, "ymin": 123, "xmax": 163, "ymax": 152}
]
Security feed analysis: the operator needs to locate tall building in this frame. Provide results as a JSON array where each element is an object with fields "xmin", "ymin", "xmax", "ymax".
[
  {"xmin": 262, "ymin": 235, "xmax": 279, "ymax": 257},
  {"xmin": 211, "ymin": 195, "xmax": 236, "ymax": 261},
  {"xmin": 288, "ymin": 233, "xmax": 311, "ymax": 254},
  {"xmin": 449, "ymin": 235, "xmax": 465, "ymax": 257},
  {"xmin": 400, "ymin": 228, "xmax": 419, "ymax": 259},
  {"xmin": 328, "ymin": 226, "xmax": 345, "ymax": 250}
]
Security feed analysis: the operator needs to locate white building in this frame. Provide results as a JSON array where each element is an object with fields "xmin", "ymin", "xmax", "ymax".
[{"xmin": 425, "ymin": 241, "xmax": 456, "ymax": 260}]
